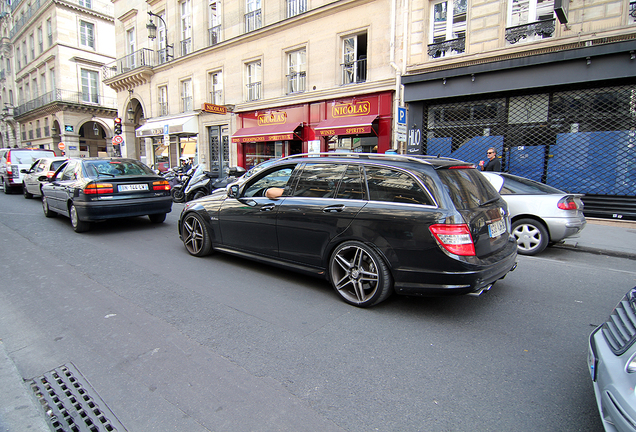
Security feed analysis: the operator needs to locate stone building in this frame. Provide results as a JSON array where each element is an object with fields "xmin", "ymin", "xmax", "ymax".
[{"xmin": 104, "ymin": 0, "xmax": 406, "ymax": 171}]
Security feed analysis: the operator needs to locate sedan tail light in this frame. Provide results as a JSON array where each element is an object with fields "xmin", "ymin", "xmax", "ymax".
[
  {"xmin": 84, "ymin": 182, "xmax": 114, "ymax": 194},
  {"xmin": 429, "ymin": 224, "xmax": 476, "ymax": 256},
  {"xmin": 152, "ymin": 180, "xmax": 171, "ymax": 191},
  {"xmin": 557, "ymin": 196, "xmax": 581, "ymax": 211}
]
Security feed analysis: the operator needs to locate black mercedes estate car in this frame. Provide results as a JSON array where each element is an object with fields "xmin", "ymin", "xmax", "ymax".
[{"xmin": 178, "ymin": 153, "xmax": 517, "ymax": 307}]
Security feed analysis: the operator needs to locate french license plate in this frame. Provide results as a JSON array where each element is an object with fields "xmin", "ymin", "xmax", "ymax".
[
  {"xmin": 118, "ymin": 184, "xmax": 148, "ymax": 192},
  {"xmin": 488, "ymin": 219, "xmax": 506, "ymax": 238}
]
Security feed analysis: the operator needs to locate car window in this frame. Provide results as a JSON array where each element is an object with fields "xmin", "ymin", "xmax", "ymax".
[
  {"xmin": 83, "ymin": 160, "xmax": 153, "ymax": 178},
  {"xmin": 437, "ymin": 168, "xmax": 499, "ymax": 210},
  {"xmin": 365, "ymin": 166, "xmax": 433, "ymax": 205},
  {"xmin": 335, "ymin": 165, "xmax": 366, "ymax": 200},
  {"xmin": 9, "ymin": 150, "xmax": 55, "ymax": 164},
  {"xmin": 50, "ymin": 160, "xmax": 66, "ymax": 171},
  {"xmin": 60, "ymin": 162, "xmax": 78, "ymax": 181},
  {"xmin": 500, "ymin": 174, "xmax": 564, "ymax": 195},
  {"xmin": 292, "ymin": 164, "xmax": 346, "ymax": 198},
  {"xmin": 243, "ymin": 166, "xmax": 294, "ymax": 198}
]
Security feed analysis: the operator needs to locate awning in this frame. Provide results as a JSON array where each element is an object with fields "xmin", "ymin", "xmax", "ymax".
[
  {"xmin": 314, "ymin": 115, "xmax": 378, "ymax": 137},
  {"xmin": 136, "ymin": 116, "xmax": 198, "ymax": 137},
  {"xmin": 232, "ymin": 122, "xmax": 303, "ymax": 143}
]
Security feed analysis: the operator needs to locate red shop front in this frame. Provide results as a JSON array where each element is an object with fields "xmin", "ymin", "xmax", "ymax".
[{"xmin": 233, "ymin": 91, "xmax": 393, "ymax": 169}]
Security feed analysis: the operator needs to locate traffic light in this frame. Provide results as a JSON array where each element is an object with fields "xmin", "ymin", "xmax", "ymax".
[{"xmin": 114, "ymin": 117, "xmax": 122, "ymax": 135}]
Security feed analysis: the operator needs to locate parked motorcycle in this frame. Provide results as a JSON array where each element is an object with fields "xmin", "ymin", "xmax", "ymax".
[
  {"xmin": 183, "ymin": 165, "xmax": 246, "ymax": 202},
  {"xmin": 169, "ymin": 165, "xmax": 197, "ymax": 203}
]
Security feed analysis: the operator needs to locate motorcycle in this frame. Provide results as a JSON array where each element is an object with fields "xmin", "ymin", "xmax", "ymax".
[
  {"xmin": 183, "ymin": 165, "xmax": 246, "ymax": 202},
  {"xmin": 169, "ymin": 165, "xmax": 197, "ymax": 203}
]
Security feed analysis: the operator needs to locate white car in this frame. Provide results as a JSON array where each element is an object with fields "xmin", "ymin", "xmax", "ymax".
[
  {"xmin": 1, "ymin": 148, "xmax": 57, "ymax": 194},
  {"xmin": 21, "ymin": 156, "xmax": 68, "ymax": 198},
  {"xmin": 481, "ymin": 171, "xmax": 586, "ymax": 255}
]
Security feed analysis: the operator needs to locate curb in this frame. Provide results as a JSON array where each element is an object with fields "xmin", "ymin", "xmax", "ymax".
[{"xmin": 552, "ymin": 242, "xmax": 636, "ymax": 260}]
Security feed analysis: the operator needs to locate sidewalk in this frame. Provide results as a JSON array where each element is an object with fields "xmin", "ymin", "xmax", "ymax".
[{"xmin": 0, "ymin": 217, "xmax": 634, "ymax": 432}]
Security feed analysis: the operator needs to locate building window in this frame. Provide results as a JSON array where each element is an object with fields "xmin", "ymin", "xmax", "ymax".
[
  {"xmin": 45, "ymin": 117, "xmax": 49, "ymax": 136},
  {"xmin": 29, "ymin": 33, "xmax": 34, "ymax": 60},
  {"xmin": 245, "ymin": 60, "xmax": 261, "ymax": 101},
  {"xmin": 342, "ymin": 33, "xmax": 367, "ymax": 85},
  {"xmin": 158, "ymin": 85, "xmax": 168, "ymax": 116},
  {"xmin": 80, "ymin": 21, "xmax": 95, "ymax": 48},
  {"xmin": 630, "ymin": 0, "xmax": 636, "ymax": 24},
  {"xmin": 50, "ymin": 68, "xmax": 55, "ymax": 91},
  {"xmin": 6, "ymin": 57, "xmax": 10, "ymax": 73},
  {"xmin": 209, "ymin": 71, "xmax": 223, "ymax": 104},
  {"xmin": 209, "ymin": 0, "xmax": 221, "ymax": 46},
  {"xmin": 245, "ymin": 0, "xmax": 262, "ymax": 33},
  {"xmin": 287, "ymin": 0, "xmax": 306, "ymax": 18},
  {"xmin": 181, "ymin": 79, "xmax": 192, "ymax": 112},
  {"xmin": 41, "ymin": 73, "xmax": 46, "ymax": 95},
  {"xmin": 36, "ymin": 120, "xmax": 41, "ymax": 138},
  {"xmin": 22, "ymin": 40, "xmax": 27, "ymax": 66},
  {"xmin": 79, "ymin": 0, "xmax": 92, "ymax": 8},
  {"xmin": 16, "ymin": 47, "xmax": 20, "ymax": 69},
  {"xmin": 505, "ymin": 0, "xmax": 555, "ymax": 44},
  {"xmin": 81, "ymin": 69, "xmax": 99, "ymax": 103},
  {"xmin": 47, "ymin": 19, "xmax": 53, "ymax": 46},
  {"xmin": 428, "ymin": 0, "xmax": 466, "ymax": 58},
  {"xmin": 287, "ymin": 49, "xmax": 306, "ymax": 94},
  {"xmin": 32, "ymin": 78, "xmax": 37, "ymax": 99},
  {"xmin": 126, "ymin": 28, "xmax": 136, "ymax": 69},
  {"xmin": 180, "ymin": 0, "xmax": 192, "ymax": 56},
  {"xmin": 38, "ymin": 27, "xmax": 43, "ymax": 53}
]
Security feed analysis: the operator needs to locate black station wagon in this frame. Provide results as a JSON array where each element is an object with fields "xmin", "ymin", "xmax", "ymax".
[{"xmin": 178, "ymin": 153, "xmax": 517, "ymax": 307}]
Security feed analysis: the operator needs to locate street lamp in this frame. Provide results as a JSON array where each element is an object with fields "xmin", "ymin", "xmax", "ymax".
[{"xmin": 147, "ymin": 12, "xmax": 173, "ymax": 61}]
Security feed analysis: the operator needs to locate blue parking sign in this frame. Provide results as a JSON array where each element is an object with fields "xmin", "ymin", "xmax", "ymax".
[{"xmin": 398, "ymin": 107, "xmax": 406, "ymax": 125}]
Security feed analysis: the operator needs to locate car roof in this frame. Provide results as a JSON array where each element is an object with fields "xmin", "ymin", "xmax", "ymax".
[{"xmin": 269, "ymin": 153, "xmax": 474, "ymax": 170}]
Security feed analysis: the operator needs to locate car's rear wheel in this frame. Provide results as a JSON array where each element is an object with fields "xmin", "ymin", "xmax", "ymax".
[
  {"xmin": 23, "ymin": 183, "xmax": 33, "ymax": 199},
  {"xmin": 148, "ymin": 213, "xmax": 166, "ymax": 223},
  {"xmin": 69, "ymin": 203, "xmax": 90, "ymax": 233},
  {"xmin": 3, "ymin": 178, "xmax": 11, "ymax": 194},
  {"xmin": 42, "ymin": 196, "xmax": 57, "ymax": 218},
  {"xmin": 181, "ymin": 212, "xmax": 213, "ymax": 256},
  {"xmin": 511, "ymin": 218, "xmax": 549, "ymax": 255},
  {"xmin": 329, "ymin": 241, "xmax": 393, "ymax": 307}
]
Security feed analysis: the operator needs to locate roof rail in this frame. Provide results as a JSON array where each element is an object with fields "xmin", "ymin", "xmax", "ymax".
[{"xmin": 276, "ymin": 152, "xmax": 469, "ymax": 165}]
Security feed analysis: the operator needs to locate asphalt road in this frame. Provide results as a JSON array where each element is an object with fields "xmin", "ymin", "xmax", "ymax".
[{"xmin": 1, "ymin": 191, "xmax": 634, "ymax": 431}]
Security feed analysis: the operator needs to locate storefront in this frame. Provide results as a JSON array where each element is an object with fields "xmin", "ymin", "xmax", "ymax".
[
  {"xmin": 135, "ymin": 114, "xmax": 199, "ymax": 170},
  {"xmin": 233, "ymin": 91, "xmax": 393, "ymax": 169}
]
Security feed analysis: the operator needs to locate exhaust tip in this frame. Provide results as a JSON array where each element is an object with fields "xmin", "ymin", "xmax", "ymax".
[{"xmin": 468, "ymin": 284, "xmax": 493, "ymax": 297}]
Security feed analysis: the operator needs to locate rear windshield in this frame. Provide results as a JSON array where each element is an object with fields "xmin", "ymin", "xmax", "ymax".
[
  {"xmin": 83, "ymin": 160, "xmax": 154, "ymax": 178},
  {"xmin": 10, "ymin": 150, "xmax": 55, "ymax": 164},
  {"xmin": 500, "ymin": 174, "xmax": 564, "ymax": 194},
  {"xmin": 437, "ymin": 168, "xmax": 500, "ymax": 210}
]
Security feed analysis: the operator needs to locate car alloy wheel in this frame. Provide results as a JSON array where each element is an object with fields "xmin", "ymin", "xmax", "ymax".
[
  {"xmin": 23, "ymin": 184, "xmax": 33, "ymax": 199},
  {"xmin": 182, "ymin": 213, "xmax": 213, "ymax": 256},
  {"xmin": 42, "ymin": 196, "xmax": 57, "ymax": 218},
  {"xmin": 511, "ymin": 218, "xmax": 549, "ymax": 256},
  {"xmin": 69, "ymin": 203, "xmax": 90, "ymax": 233},
  {"xmin": 329, "ymin": 241, "xmax": 393, "ymax": 307}
]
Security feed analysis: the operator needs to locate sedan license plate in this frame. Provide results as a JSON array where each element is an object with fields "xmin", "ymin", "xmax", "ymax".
[
  {"xmin": 118, "ymin": 184, "xmax": 148, "ymax": 192},
  {"xmin": 488, "ymin": 219, "xmax": 506, "ymax": 238}
]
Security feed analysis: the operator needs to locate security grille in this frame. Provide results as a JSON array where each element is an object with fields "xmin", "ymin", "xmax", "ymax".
[{"xmin": 421, "ymin": 85, "xmax": 636, "ymax": 220}]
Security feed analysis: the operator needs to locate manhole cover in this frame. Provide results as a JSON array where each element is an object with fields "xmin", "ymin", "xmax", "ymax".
[{"xmin": 29, "ymin": 363, "xmax": 127, "ymax": 432}]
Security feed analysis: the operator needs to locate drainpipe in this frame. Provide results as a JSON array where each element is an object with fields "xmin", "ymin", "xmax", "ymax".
[{"xmin": 390, "ymin": 0, "xmax": 400, "ymax": 151}]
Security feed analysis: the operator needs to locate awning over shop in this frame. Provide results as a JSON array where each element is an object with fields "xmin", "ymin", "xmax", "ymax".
[
  {"xmin": 232, "ymin": 122, "xmax": 303, "ymax": 143},
  {"xmin": 136, "ymin": 116, "xmax": 198, "ymax": 137},
  {"xmin": 314, "ymin": 115, "xmax": 378, "ymax": 137}
]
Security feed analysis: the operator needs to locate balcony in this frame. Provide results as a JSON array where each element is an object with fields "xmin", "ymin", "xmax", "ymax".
[
  {"xmin": 341, "ymin": 58, "xmax": 367, "ymax": 85},
  {"xmin": 209, "ymin": 25, "xmax": 221, "ymax": 46},
  {"xmin": 181, "ymin": 38, "xmax": 192, "ymax": 57},
  {"xmin": 9, "ymin": 0, "xmax": 41, "ymax": 39},
  {"xmin": 209, "ymin": 90, "xmax": 223, "ymax": 105},
  {"xmin": 428, "ymin": 37, "xmax": 466, "ymax": 59},
  {"xmin": 245, "ymin": 9, "xmax": 262, "ymax": 33},
  {"xmin": 286, "ymin": 71, "xmax": 306, "ymax": 94},
  {"xmin": 14, "ymin": 89, "xmax": 117, "ymax": 118},
  {"xmin": 102, "ymin": 48, "xmax": 157, "ymax": 80},
  {"xmin": 505, "ymin": 19, "xmax": 556, "ymax": 44},
  {"xmin": 246, "ymin": 82, "xmax": 261, "ymax": 102}
]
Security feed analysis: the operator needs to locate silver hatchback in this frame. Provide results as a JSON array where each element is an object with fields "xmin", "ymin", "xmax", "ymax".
[{"xmin": 481, "ymin": 172, "xmax": 586, "ymax": 255}]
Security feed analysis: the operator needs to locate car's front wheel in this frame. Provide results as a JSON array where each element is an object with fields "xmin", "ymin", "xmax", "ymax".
[
  {"xmin": 23, "ymin": 183, "xmax": 33, "ymax": 199},
  {"xmin": 69, "ymin": 203, "xmax": 90, "ymax": 233},
  {"xmin": 148, "ymin": 213, "xmax": 166, "ymax": 223},
  {"xmin": 511, "ymin": 218, "xmax": 549, "ymax": 255},
  {"xmin": 42, "ymin": 196, "xmax": 57, "ymax": 218},
  {"xmin": 181, "ymin": 212, "xmax": 213, "ymax": 256},
  {"xmin": 329, "ymin": 241, "xmax": 393, "ymax": 307}
]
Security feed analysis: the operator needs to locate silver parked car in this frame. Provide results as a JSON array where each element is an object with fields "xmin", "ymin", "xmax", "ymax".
[
  {"xmin": 481, "ymin": 172, "xmax": 586, "ymax": 255},
  {"xmin": 588, "ymin": 286, "xmax": 636, "ymax": 432},
  {"xmin": 21, "ymin": 156, "xmax": 68, "ymax": 198}
]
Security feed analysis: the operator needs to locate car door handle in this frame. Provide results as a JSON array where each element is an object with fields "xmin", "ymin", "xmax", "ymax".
[
  {"xmin": 323, "ymin": 204, "xmax": 345, "ymax": 213},
  {"xmin": 260, "ymin": 203, "xmax": 276, "ymax": 211}
]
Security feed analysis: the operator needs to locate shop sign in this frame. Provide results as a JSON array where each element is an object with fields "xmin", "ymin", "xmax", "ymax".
[
  {"xmin": 258, "ymin": 112, "xmax": 287, "ymax": 126},
  {"xmin": 232, "ymin": 133, "xmax": 296, "ymax": 143},
  {"xmin": 202, "ymin": 103, "xmax": 227, "ymax": 115},
  {"xmin": 332, "ymin": 101, "xmax": 371, "ymax": 118},
  {"xmin": 65, "ymin": 125, "xmax": 74, "ymax": 132},
  {"xmin": 317, "ymin": 126, "xmax": 373, "ymax": 137}
]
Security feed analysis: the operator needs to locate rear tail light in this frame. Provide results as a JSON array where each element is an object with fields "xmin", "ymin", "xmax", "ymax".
[
  {"xmin": 152, "ymin": 180, "xmax": 171, "ymax": 191},
  {"xmin": 429, "ymin": 224, "xmax": 476, "ymax": 256},
  {"xmin": 557, "ymin": 196, "xmax": 580, "ymax": 211},
  {"xmin": 448, "ymin": 165, "xmax": 475, "ymax": 170},
  {"xmin": 84, "ymin": 182, "xmax": 114, "ymax": 194}
]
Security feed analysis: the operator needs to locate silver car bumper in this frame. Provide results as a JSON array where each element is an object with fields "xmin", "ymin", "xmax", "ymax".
[{"xmin": 544, "ymin": 216, "xmax": 587, "ymax": 242}]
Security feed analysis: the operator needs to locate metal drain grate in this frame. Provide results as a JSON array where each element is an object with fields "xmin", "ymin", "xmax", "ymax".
[{"xmin": 29, "ymin": 363, "xmax": 127, "ymax": 432}]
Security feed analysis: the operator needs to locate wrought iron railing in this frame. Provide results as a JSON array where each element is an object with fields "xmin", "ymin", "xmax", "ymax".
[
  {"xmin": 209, "ymin": 25, "xmax": 221, "ymax": 46},
  {"xmin": 181, "ymin": 38, "xmax": 192, "ymax": 56},
  {"xmin": 246, "ymin": 82, "xmax": 261, "ymax": 101},
  {"xmin": 428, "ymin": 37, "xmax": 466, "ymax": 59},
  {"xmin": 341, "ymin": 58, "xmax": 367, "ymax": 85},
  {"xmin": 209, "ymin": 90, "xmax": 223, "ymax": 105},
  {"xmin": 287, "ymin": 71, "xmax": 306, "ymax": 94},
  {"xmin": 245, "ymin": 9, "xmax": 262, "ymax": 33},
  {"xmin": 505, "ymin": 19, "xmax": 556, "ymax": 44},
  {"xmin": 14, "ymin": 89, "xmax": 117, "ymax": 117},
  {"xmin": 102, "ymin": 48, "xmax": 155, "ymax": 80},
  {"xmin": 287, "ymin": 0, "xmax": 307, "ymax": 17}
]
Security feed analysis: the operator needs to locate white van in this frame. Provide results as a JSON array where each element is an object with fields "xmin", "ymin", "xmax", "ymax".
[{"xmin": 0, "ymin": 148, "xmax": 57, "ymax": 194}]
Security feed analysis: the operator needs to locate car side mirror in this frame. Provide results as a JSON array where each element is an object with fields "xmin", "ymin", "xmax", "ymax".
[
  {"xmin": 20, "ymin": 169, "xmax": 28, "ymax": 174},
  {"xmin": 228, "ymin": 166, "xmax": 246, "ymax": 176},
  {"xmin": 227, "ymin": 184, "xmax": 239, "ymax": 198}
]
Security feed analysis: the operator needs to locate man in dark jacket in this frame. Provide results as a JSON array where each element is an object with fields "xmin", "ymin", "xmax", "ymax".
[{"xmin": 479, "ymin": 147, "xmax": 501, "ymax": 172}]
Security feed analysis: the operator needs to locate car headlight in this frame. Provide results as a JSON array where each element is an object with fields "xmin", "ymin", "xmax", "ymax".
[{"xmin": 627, "ymin": 352, "xmax": 636, "ymax": 373}]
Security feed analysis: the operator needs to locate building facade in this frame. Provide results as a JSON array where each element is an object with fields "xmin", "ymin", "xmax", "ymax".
[
  {"xmin": 104, "ymin": 0, "xmax": 405, "ymax": 171},
  {"xmin": 402, "ymin": 0, "xmax": 636, "ymax": 219},
  {"xmin": 0, "ymin": 0, "xmax": 118, "ymax": 157}
]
